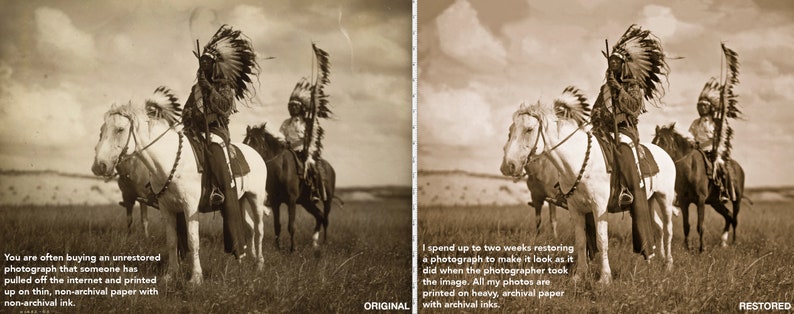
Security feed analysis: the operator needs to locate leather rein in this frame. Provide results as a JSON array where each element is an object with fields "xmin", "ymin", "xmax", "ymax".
[
  {"xmin": 518, "ymin": 113, "xmax": 592, "ymax": 204},
  {"xmin": 108, "ymin": 113, "xmax": 183, "ymax": 199}
]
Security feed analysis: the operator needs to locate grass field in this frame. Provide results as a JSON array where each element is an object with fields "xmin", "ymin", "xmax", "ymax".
[
  {"xmin": 419, "ymin": 200, "xmax": 794, "ymax": 313},
  {"xmin": 1, "ymin": 199, "xmax": 411, "ymax": 313}
]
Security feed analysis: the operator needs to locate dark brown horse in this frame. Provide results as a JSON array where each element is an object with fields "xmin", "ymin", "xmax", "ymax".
[
  {"xmin": 115, "ymin": 157, "xmax": 152, "ymax": 237},
  {"xmin": 652, "ymin": 123, "xmax": 745, "ymax": 251},
  {"xmin": 523, "ymin": 156, "xmax": 559, "ymax": 238},
  {"xmin": 243, "ymin": 124, "xmax": 337, "ymax": 251}
]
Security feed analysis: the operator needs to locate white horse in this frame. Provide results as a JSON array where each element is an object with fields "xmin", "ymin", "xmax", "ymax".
[
  {"xmin": 500, "ymin": 87, "xmax": 677, "ymax": 284},
  {"xmin": 92, "ymin": 94, "xmax": 269, "ymax": 285}
]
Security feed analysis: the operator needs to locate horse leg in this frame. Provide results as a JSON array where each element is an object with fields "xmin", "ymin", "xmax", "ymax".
[
  {"xmin": 549, "ymin": 203, "xmax": 558, "ymax": 239},
  {"xmin": 242, "ymin": 194, "xmax": 264, "ymax": 271},
  {"xmin": 654, "ymin": 195, "xmax": 674, "ymax": 270},
  {"xmin": 140, "ymin": 204, "xmax": 149, "ymax": 238},
  {"xmin": 250, "ymin": 195, "xmax": 265, "ymax": 270},
  {"xmin": 591, "ymin": 210, "xmax": 610, "ymax": 284},
  {"xmin": 532, "ymin": 200, "xmax": 543, "ymax": 236},
  {"xmin": 272, "ymin": 200, "xmax": 282, "ymax": 250},
  {"xmin": 124, "ymin": 202, "xmax": 134, "ymax": 235},
  {"xmin": 183, "ymin": 209, "xmax": 203, "ymax": 285},
  {"xmin": 570, "ymin": 211, "xmax": 589, "ymax": 283},
  {"xmin": 299, "ymin": 198, "xmax": 325, "ymax": 248},
  {"xmin": 322, "ymin": 199, "xmax": 332, "ymax": 244},
  {"xmin": 710, "ymin": 201, "xmax": 734, "ymax": 247},
  {"xmin": 681, "ymin": 201, "xmax": 691, "ymax": 250},
  {"xmin": 732, "ymin": 198, "xmax": 740, "ymax": 244},
  {"xmin": 288, "ymin": 200, "xmax": 297, "ymax": 252},
  {"xmin": 696, "ymin": 200, "xmax": 706, "ymax": 252},
  {"xmin": 161, "ymin": 211, "xmax": 180, "ymax": 283}
]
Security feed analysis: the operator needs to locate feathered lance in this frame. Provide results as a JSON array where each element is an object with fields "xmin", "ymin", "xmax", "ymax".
[
  {"xmin": 192, "ymin": 38, "xmax": 215, "ymax": 189},
  {"xmin": 605, "ymin": 38, "xmax": 624, "ymax": 188}
]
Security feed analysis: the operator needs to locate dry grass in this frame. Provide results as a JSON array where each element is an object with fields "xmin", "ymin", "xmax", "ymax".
[
  {"xmin": 418, "ymin": 200, "xmax": 794, "ymax": 313},
  {"xmin": 1, "ymin": 199, "xmax": 411, "ymax": 312}
]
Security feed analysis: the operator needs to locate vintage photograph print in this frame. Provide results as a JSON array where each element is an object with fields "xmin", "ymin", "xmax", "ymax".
[
  {"xmin": 0, "ymin": 0, "xmax": 412, "ymax": 312},
  {"xmin": 417, "ymin": 0, "xmax": 794, "ymax": 312}
]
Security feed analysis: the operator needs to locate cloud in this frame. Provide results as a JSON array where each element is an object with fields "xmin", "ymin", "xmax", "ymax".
[
  {"xmin": 435, "ymin": 0, "xmax": 507, "ymax": 71},
  {"xmin": 419, "ymin": 84, "xmax": 495, "ymax": 147},
  {"xmin": 0, "ymin": 79, "xmax": 87, "ymax": 147},
  {"xmin": 639, "ymin": 5, "xmax": 703, "ymax": 42},
  {"xmin": 34, "ymin": 7, "xmax": 96, "ymax": 62}
]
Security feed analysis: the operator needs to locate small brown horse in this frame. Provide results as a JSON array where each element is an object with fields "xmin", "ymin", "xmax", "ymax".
[
  {"xmin": 243, "ymin": 124, "xmax": 337, "ymax": 251},
  {"xmin": 652, "ymin": 123, "xmax": 745, "ymax": 251},
  {"xmin": 523, "ymin": 156, "xmax": 559, "ymax": 238},
  {"xmin": 116, "ymin": 157, "xmax": 152, "ymax": 236}
]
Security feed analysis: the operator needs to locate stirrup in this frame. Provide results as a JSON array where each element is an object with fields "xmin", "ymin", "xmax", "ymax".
[
  {"xmin": 619, "ymin": 187, "xmax": 633, "ymax": 206},
  {"xmin": 210, "ymin": 187, "xmax": 225, "ymax": 205},
  {"xmin": 136, "ymin": 193, "xmax": 159, "ymax": 208}
]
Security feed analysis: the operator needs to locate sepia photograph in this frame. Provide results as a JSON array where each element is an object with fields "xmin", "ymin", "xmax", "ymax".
[
  {"xmin": 417, "ymin": 0, "xmax": 793, "ymax": 312},
  {"xmin": 0, "ymin": 0, "xmax": 412, "ymax": 312}
]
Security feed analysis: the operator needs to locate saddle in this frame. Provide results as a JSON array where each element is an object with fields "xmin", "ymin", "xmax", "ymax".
[
  {"xmin": 289, "ymin": 149, "xmax": 327, "ymax": 202},
  {"xmin": 595, "ymin": 133, "xmax": 659, "ymax": 213},
  {"xmin": 186, "ymin": 133, "xmax": 250, "ymax": 176}
]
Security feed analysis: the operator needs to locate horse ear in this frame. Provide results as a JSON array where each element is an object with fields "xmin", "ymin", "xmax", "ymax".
[
  {"xmin": 671, "ymin": 122, "xmax": 676, "ymax": 129},
  {"xmin": 519, "ymin": 102, "xmax": 527, "ymax": 110},
  {"xmin": 656, "ymin": 125, "xmax": 660, "ymax": 132},
  {"xmin": 246, "ymin": 125, "xmax": 251, "ymax": 132}
]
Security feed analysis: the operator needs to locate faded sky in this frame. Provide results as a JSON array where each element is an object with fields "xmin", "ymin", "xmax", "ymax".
[
  {"xmin": 418, "ymin": 0, "xmax": 794, "ymax": 187},
  {"xmin": 0, "ymin": 0, "xmax": 412, "ymax": 187}
]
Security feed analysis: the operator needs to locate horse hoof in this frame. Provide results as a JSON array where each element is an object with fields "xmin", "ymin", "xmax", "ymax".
[
  {"xmin": 572, "ymin": 274, "xmax": 582, "ymax": 284},
  {"xmin": 256, "ymin": 262, "xmax": 265, "ymax": 273},
  {"xmin": 665, "ymin": 261, "xmax": 673, "ymax": 272},
  {"xmin": 597, "ymin": 277, "xmax": 611, "ymax": 285},
  {"xmin": 188, "ymin": 276, "xmax": 203, "ymax": 286}
]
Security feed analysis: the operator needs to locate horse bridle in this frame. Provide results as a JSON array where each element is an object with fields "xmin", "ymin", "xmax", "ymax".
[
  {"xmin": 518, "ymin": 112, "xmax": 592, "ymax": 204},
  {"xmin": 107, "ymin": 113, "xmax": 184, "ymax": 199}
]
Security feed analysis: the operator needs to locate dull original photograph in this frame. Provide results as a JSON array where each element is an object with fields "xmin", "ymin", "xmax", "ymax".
[
  {"xmin": 0, "ymin": 0, "xmax": 412, "ymax": 312},
  {"xmin": 417, "ymin": 0, "xmax": 793, "ymax": 312}
]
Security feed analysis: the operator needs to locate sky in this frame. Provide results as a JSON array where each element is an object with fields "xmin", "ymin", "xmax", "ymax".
[
  {"xmin": 0, "ymin": 0, "xmax": 412, "ymax": 188},
  {"xmin": 418, "ymin": 0, "xmax": 794, "ymax": 188}
]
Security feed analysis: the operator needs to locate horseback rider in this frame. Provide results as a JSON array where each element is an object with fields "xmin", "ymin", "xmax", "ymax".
[
  {"xmin": 182, "ymin": 25, "xmax": 259, "ymax": 259},
  {"xmin": 280, "ymin": 78, "xmax": 322, "ymax": 201},
  {"xmin": 689, "ymin": 77, "xmax": 734, "ymax": 202},
  {"xmin": 591, "ymin": 25, "xmax": 669, "ymax": 259}
]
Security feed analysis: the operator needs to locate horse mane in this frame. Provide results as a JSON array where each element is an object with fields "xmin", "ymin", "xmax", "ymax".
[{"xmin": 245, "ymin": 123, "xmax": 287, "ymax": 156}]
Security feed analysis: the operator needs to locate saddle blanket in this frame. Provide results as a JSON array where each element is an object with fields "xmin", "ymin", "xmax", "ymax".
[
  {"xmin": 186, "ymin": 133, "xmax": 250, "ymax": 176},
  {"xmin": 595, "ymin": 134, "xmax": 658, "ymax": 177}
]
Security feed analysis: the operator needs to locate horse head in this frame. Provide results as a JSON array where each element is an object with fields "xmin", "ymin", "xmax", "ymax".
[
  {"xmin": 92, "ymin": 87, "xmax": 180, "ymax": 177},
  {"xmin": 244, "ymin": 123, "xmax": 286, "ymax": 160},
  {"xmin": 500, "ymin": 86, "xmax": 590, "ymax": 177},
  {"xmin": 500, "ymin": 101, "xmax": 550, "ymax": 177},
  {"xmin": 92, "ymin": 102, "xmax": 145, "ymax": 177},
  {"xmin": 652, "ymin": 122, "xmax": 692, "ymax": 160}
]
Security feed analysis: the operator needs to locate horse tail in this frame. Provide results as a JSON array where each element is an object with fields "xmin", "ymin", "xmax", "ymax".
[{"xmin": 333, "ymin": 196, "xmax": 345, "ymax": 208}]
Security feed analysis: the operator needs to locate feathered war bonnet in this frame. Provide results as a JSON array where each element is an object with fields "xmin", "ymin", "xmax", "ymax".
[
  {"xmin": 197, "ymin": 25, "xmax": 260, "ymax": 102},
  {"xmin": 607, "ymin": 24, "xmax": 670, "ymax": 105},
  {"xmin": 288, "ymin": 77, "xmax": 312, "ymax": 113}
]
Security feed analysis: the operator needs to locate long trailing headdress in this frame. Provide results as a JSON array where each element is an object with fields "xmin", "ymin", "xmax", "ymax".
[
  {"xmin": 703, "ymin": 43, "xmax": 741, "ymax": 161},
  {"xmin": 303, "ymin": 43, "xmax": 333, "ymax": 160},
  {"xmin": 145, "ymin": 86, "xmax": 182, "ymax": 126},
  {"xmin": 195, "ymin": 24, "xmax": 260, "ymax": 102},
  {"xmin": 605, "ymin": 24, "xmax": 670, "ymax": 106}
]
